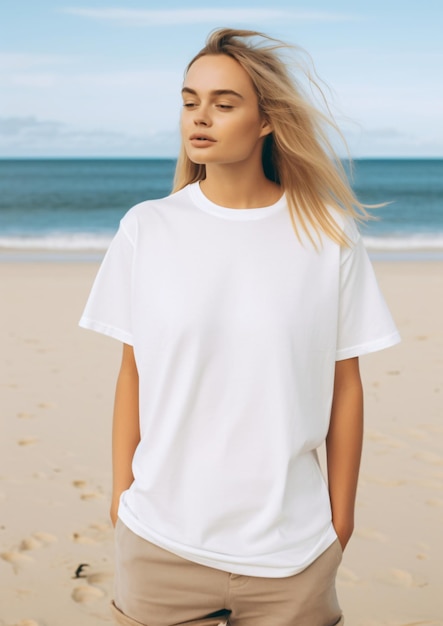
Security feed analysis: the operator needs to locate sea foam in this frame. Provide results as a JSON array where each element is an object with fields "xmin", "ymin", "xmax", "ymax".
[{"xmin": 1, "ymin": 232, "xmax": 442, "ymax": 254}]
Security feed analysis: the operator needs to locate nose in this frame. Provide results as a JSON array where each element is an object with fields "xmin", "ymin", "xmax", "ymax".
[{"xmin": 193, "ymin": 104, "xmax": 212, "ymax": 127}]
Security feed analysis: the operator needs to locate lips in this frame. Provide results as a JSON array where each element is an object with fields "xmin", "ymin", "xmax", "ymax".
[{"xmin": 189, "ymin": 134, "xmax": 216, "ymax": 142}]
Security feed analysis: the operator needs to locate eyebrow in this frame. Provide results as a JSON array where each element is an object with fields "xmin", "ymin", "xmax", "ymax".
[{"xmin": 181, "ymin": 87, "xmax": 244, "ymax": 100}]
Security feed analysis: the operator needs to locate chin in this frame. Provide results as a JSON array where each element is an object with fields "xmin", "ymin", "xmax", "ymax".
[
  {"xmin": 189, "ymin": 157, "xmax": 207, "ymax": 165},
  {"xmin": 186, "ymin": 153, "xmax": 209, "ymax": 166}
]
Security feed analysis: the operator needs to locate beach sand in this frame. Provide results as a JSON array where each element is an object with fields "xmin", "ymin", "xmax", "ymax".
[{"xmin": 0, "ymin": 260, "xmax": 442, "ymax": 626}]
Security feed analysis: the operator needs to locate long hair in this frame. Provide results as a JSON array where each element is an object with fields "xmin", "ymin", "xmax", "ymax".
[{"xmin": 173, "ymin": 28, "xmax": 371, "ymax": 246}]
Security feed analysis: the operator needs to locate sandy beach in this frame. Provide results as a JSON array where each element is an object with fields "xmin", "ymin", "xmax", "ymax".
[{"xmin": 0, "ymin": 259, "xmax": 442, "ymax": 626}]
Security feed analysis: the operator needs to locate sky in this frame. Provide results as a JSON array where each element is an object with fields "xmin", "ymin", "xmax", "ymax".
[{"xmin": 1, "ymin": 0, "xmax": 442, "ymax": 158}]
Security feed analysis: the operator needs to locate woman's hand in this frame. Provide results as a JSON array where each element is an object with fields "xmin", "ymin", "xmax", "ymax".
[{"xmin": 333, "ymin": 518, "xmax": 354, "ymax": 552}]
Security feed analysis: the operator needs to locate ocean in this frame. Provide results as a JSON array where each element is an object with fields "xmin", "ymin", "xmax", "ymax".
[{"xmin": 0, "ymin": 158, "xmax": 442, "ymax": 259}]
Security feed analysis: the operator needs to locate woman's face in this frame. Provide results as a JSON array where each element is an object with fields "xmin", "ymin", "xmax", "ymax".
[{"xmin": 181, "ymin": 54, "xmax": 271, "ymax": 167}]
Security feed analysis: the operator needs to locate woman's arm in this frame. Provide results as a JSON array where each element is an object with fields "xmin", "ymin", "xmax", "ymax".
[
  {"xmin": 326, "ymin": 356, "xmax": 364, "ymax": 551},
  {"xmin": 110, "ymin": 343, "xmax": 141, "ymax": 527}
]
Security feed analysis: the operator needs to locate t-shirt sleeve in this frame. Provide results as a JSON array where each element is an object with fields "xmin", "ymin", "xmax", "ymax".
[
  {"xmin": 336, "ymin": 222, "xmax": 400, "ymax": 361},
  {"xmin": 79, "ymin": 220, "xmax": 135, "ymax": 345}
]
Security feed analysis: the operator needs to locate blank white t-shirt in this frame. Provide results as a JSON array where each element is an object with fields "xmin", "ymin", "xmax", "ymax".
[{"xmin": 79, "ymin": 182, "xmax": 400, "ymax": 577}]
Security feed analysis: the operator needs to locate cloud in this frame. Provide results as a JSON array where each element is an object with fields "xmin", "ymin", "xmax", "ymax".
[
  {"xmin": 0, "ymin": 116, "xmax": 179, "ymax": 157},
  {"xmin": 60, "ymin": 7, "xmax": 359, "ymax": 25},
  {"xmin": 363, "ymin": 128, "xmax": 411, "ymax": 140},
  {"xmin": 343, "ymin": 125, "xmax": 443, "ymax": 157},
  {"xmin": 0, "ymin": 116, "xmax": 63, "ymax": 137}
]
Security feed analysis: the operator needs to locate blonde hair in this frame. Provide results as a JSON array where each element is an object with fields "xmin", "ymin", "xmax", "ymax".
[{"xmin": 173, "ymin": 28, "xmax": 371, "ymax": 246}]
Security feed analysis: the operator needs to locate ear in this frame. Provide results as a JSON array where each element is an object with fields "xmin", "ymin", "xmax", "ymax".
[{"xmin": 259, "ymin": 117, "xmax": 273, "ymax": 138}]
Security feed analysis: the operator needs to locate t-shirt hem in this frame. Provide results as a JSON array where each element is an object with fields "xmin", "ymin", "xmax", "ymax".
[
  {"xmin": 335, "ymin": 330, "xmax": 401, "ymax": 361},
  {"xmin": 117, "ymin": 505, "xmax": 338, "ymax": 578},
  {"xmin": 79, "ymin": 316, "xmax": 133, "ymax": 345}
]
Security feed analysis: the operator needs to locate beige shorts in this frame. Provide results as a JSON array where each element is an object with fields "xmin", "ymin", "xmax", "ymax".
[{"xmin": 112, "ymin": 519, "xmax": 344, "ymax": 626}]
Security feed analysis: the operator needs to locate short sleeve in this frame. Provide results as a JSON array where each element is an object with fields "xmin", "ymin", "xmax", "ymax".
[
  {"xmin": 79, "ymin": 220, "xmax": 135, "ymax": 345},
  {"xmin": 336, "ymin": 224, "xmax": 400, "ymax": 360}
]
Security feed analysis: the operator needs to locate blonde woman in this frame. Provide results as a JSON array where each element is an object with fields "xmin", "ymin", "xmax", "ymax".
[{"xmin": 80, "ymin": 29, "xmax": 400, "ymax": 626}]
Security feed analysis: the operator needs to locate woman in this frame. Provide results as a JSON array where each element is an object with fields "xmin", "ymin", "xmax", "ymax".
[{"xmin": 80, "ymin": 28, "xmax": 400, "ymax": 626}]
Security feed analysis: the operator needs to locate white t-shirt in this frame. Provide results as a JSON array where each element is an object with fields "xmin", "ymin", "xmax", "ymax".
[{"xmin": 79, "ymin": 182, "xmax": 400, "ymax": 577}]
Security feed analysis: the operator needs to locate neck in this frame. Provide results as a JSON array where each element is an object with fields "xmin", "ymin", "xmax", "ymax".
[{"xmin": 200, "ymin": 163, "xmax": 281, "ymax": 209}]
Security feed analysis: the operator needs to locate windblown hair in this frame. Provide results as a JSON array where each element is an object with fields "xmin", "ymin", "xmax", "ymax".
[{"xmin": 173, "ymin": 28, "xmax": 372, "ymax": 246}]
